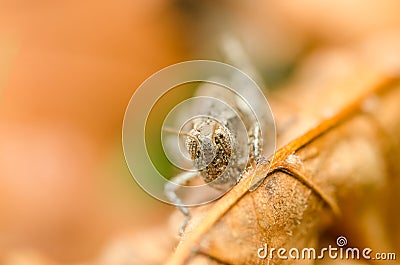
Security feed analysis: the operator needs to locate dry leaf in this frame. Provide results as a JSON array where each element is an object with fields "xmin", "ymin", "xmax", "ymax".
[{"xmin": 165, "ymin": 73, "xmax": 400, "ymax": 265}]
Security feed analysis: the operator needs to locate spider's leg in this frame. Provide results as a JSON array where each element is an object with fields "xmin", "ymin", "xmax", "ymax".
[
  {"xmin": 164, "ymin": 171, "xmax": 199, "ymax": 235},
  {"xmin": 249, "ymin": 123, "xmax": 263, "ymax": 161}
]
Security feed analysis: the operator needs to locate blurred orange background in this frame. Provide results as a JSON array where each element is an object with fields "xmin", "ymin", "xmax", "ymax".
[
  {"xmin": 1, "ymin": 0, "xmax": 400, "ymax": 264},
  {"xmin": 0, "ymin": 1, "xmax": 187, "ymax": 263}
]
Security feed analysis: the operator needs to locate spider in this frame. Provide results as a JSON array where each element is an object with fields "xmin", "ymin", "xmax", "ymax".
[{"xmin": 164, "ymin": 89, "xmax": 263, "ymax": 234}]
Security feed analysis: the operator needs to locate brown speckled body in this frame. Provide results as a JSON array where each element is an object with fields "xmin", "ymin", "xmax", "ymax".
[{"xmin": 185, "ymin": 121, "xmax": 233, "ymax": 184}]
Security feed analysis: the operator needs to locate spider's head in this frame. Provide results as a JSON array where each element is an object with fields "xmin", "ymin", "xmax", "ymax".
[{"xmin": 185, "ymin": 118, "xmax": 232, "ymax": 182}]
